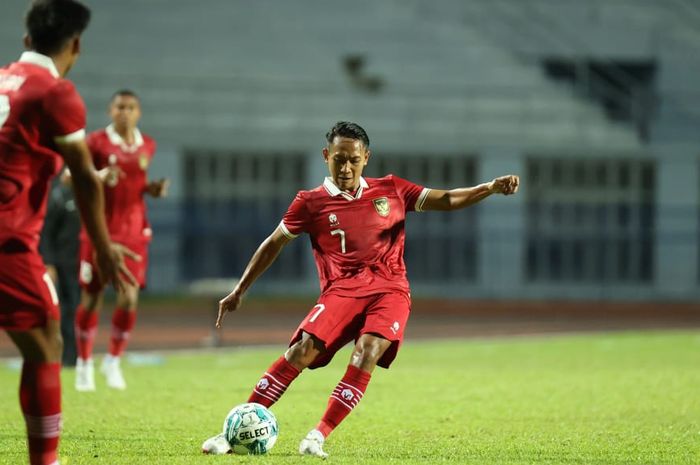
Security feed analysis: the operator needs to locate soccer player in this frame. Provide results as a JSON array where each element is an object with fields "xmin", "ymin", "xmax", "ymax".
[
  {"xmin": 0, "ymin": 1, "xmax": 138, "ymax": 464},
  {"xmin": 203, "ymin": 121, "xmax": 519, "ymax": 458},
  {"xmin": 73, "ymin": 90, "xmax": 168, "ymax": 391}
]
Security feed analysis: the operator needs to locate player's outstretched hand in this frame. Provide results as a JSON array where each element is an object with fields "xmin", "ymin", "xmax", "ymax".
[
  {"xmin": 217, "ymin": 290, "xmax": 243, "ymax": 328},
  {"xmin": 489, "ymin": 175, "xmax": 519, "ymax": 195},
  {"xmin": 95, "ymin": 243, "xmax": 142, "ymax": 292},
  {"xmin": 146, "ymin": 178, "xmax": 170, "ymax": 198}
]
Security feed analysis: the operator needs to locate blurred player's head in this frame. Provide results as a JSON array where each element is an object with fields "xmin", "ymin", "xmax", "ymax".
[
  {"xmin": 323, "ymin": 121, "xmax": 371, "ymax": 192},
  {"xmin": 109, "ymin": 90, "xmax": 142, "ymax": 134},
  {"xmin": 24, "ymin": 0, "xmax": 91, "ymax": 73}
]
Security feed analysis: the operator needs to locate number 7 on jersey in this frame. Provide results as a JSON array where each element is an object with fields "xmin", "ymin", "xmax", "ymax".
[{"xmin": 331, "ymin": 228, "xmax": 346, "ymax": 253}]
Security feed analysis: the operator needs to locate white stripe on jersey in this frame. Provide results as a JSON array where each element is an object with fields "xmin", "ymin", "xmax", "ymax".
[
  {"xmin": 414, "ymin": 188, "xmax": 431, "ymax": 212},
  {"xmin": 54, "ymin": 128, "xmax": 86, "ymax": 144},
  {"xmin": 278, "ymin": 221, "xmax": 298, "ymax": 239}
]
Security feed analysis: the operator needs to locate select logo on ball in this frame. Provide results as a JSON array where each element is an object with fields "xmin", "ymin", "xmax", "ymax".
[{"xmin": 223, "ymin": 402, "xmax": 279, "ymax": 455}]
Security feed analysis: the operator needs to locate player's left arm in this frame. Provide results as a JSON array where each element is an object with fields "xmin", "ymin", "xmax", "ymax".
[
  {"xmin": 144, "ymin": 142, "xmax": 169, "ymax": 198},
  {"xmin": 421, "ymin": 175, "xmax": 519, "ymax": 211}
]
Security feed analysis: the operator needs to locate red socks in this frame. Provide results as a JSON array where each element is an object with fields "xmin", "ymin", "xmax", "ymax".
[
  {"xmin": 247, "ymin": 356, "xmax": 300, "ymax": 407},
  {"xmin": 75, "ymin": 305, "xmax": 98, "ymax": 360},
  {"xmin": 109, "ymin": 308, "xmax": 136, "ymax": 357},
  {"xmin": 76, "ymin": 306, "xmax": 137, "ymax": 359},
  {"xmin": 20, "ymin": 362, "xmax": 61, "ymax": 465},
  {"xmin": 316, "ymin": 365, "xmax": 371, "ymax": 438}
]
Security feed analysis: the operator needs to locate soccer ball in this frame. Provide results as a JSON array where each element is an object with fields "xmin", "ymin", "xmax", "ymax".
[{"xmin": 223, "ymin": 402, "xmax": 279, "ymax": 455}]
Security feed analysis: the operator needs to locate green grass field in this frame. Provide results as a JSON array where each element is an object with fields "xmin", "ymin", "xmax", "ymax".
[{"xmin": 1, "ymin": 331, "xmax": 699, "ymax": 465}]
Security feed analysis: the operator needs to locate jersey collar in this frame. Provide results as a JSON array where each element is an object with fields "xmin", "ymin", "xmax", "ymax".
[
  {"xmin": 19, "ymin": 51, "xmax": 59, "ymax": 78},
  {"xmin": 323, "ymin": 176, "xmax": 369, "ymax": 201},
  {"xmin": 106, "ymin": 124, "xmax": 144, "ymax": 152}
]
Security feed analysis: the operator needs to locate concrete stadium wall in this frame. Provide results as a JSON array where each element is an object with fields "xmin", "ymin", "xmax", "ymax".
[{"xmin": 1, "ymin": 1, "xmax": 698, "ymax": 300}]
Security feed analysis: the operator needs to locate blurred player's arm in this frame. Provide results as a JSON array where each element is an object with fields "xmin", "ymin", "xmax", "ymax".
[
  {"xmin": 56, "ymin": 138, "xmax": 140, "ymax": 290},
  {"xmin": 216, "ymin": 226, "xmax": 292, "ymax": 327},
  {"xmin": 61, "ymin": 165, "xmax": 124, "ymax": 187},
  {"xmin": 422, "ymin": 174, "xmax": 519, "ymax": 211}
]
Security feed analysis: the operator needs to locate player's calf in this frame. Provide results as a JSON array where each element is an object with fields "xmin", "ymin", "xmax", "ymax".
[
  {"xmin": 247, "ymin": 356, "xmax": 300, "ymax": 407},
  {"xmin": 20, "ymin": 362, "xmax": 62, "ymax": 465}
]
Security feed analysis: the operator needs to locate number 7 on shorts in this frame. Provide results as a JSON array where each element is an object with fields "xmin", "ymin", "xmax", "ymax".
[{"xmin": 309, "ymin": 304, "xmax": 326, "ymax": 323}]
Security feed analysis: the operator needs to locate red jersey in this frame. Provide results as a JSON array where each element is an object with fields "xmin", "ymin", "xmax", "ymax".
[
  {"xmin": 80, "ymin": 125, "xmax": 156, "ymax": 245},
  {"xmin": 0, "ymin": 52, "xmax": 86, "ymax": 253},
  {"xmin": 280, "ymin": 175, "xmax": 430, "ymax": 297}
]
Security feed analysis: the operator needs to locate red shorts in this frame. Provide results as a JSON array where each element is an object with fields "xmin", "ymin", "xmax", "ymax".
[
  {"xmin": 78, "ymin": 240, "xmax": 148, "ymax": 293},
  {"xmin": 290, "ymin": 292, "xmax": 411, "ymax": 370},
  {"xmin": 0, "ymin": 251, "xmax": 60, "ymax": 331}
]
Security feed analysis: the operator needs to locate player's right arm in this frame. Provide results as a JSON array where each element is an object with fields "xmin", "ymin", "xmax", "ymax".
[
  {"xmin": 216, "ymin": 226, "xmax": 292, "ymax": 328},
  {"xmin": 61, "ymin": 165, "xmax": 125, "ymax": 188},
  {"xmin": 57, "ymin": 138, "xmax": 139, "ymax": 291}
]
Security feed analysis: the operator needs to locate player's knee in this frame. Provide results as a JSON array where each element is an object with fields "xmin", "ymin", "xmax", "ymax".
[
  {"xmin": 352, "ymin": 337, "xmax": 389, "ymax": 366},
  {"xmin": 285, "ymin": 342, "xmax": 313, "ymax": 368},
  {"xmin": 39, "ymin": 327, "xmax": 63, "ymax": 362},
  {"xmin": 285, "ymin": 336, "xmax": 323, "ymax": 369},
  {"xmin": 117, "ymin": 287, "xmax": 139, "ymax": 310},
  {"xmin": 50, "ymin": 331, "xmax": 64, "ymax": 359},
  {"xmin": 121, "ymin": 295, "xmax": 138, "ymax": 310},
  {"xmin": 84, "ymin": 302, "xmax": 100, "ymax": 312},
  {"xmin": 81, "ymin": 291, "xmax": 102, "ymax": 311}
]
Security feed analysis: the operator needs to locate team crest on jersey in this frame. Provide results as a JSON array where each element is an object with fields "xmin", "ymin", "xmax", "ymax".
[
  {"xmin": 329, "ymin": 213, "xmax": 339, "ymax": 227},
  {"xmin": 138, "ymin": 153, "xmax": 149, "ymax": 170},
  {"xmin": 372, "ymin": 197, "xmax": 390, "ymax": 217}
]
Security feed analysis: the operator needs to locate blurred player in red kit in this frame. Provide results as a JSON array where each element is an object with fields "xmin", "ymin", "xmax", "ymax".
[
  {"xmin": 72, "ymin": 90, "xmax": 168, "ymax": 392},
  {"xmin": 0, "ymin": 1, "xmax": 138, "ymax": 464},
  {"xmin": 203, "ymin": 121, "xmax": 519, "ymax": 458}
]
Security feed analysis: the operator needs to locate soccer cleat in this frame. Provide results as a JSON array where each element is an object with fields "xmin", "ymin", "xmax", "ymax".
[
  {"xmin": 299, "ymin": 429, "xmax": 328, "ymax": 459},
  {"xmin": 201, "ymin": 433, "xmax": 232, "ymax": 455},
  {"xmin": 101, "ymin": 355, "xmax": 126, "ymax": 390},
  {"xmin": 75, "ymin": 358, "xmax": 95, "ymax": 392}
]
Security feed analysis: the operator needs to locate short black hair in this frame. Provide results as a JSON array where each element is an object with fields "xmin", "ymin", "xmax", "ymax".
[
  {"xmin": 326, "ymin": 121, "xmax": 370, "ymax": 147},
  {"xmin": 110, "ymin": 89, "xmax": 140, "ymax": 103},
  {"xmin": 25, "ymin": 0, "xmax": 91, "ymax": 56}
]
